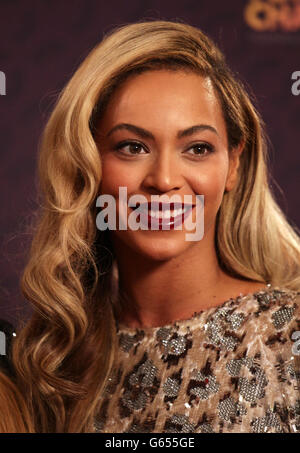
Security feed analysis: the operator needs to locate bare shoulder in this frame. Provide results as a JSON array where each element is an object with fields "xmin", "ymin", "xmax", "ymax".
[
  {"xmin": 218, "ymin": 276, "xmax": 268, "ymax": 302},
  {"xmin": 240, "ymin": 280, "xmax": 269, "ymax": 294}
]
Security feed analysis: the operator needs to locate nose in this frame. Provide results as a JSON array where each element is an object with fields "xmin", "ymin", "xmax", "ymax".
[{"xmin": 142, "ymin": 148, "xmax": 184, "ymax": 194}]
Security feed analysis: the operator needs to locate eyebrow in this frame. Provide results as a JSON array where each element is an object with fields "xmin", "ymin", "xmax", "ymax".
[{"xmin": 106, "ymin": 123, "xmax": 219, "ymax": 140}]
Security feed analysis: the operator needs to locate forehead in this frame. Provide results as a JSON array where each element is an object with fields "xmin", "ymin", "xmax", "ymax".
[{"xmin": 98, "ymin": 70, "xmax": 226, "ymax": 138}]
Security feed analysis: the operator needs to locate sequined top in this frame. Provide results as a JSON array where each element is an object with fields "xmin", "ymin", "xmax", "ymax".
[{"xmin": 94, "ymin": 286, "xmax": 300, "ymax": 433}]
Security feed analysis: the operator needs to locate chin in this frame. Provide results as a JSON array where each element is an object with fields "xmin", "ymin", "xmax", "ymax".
[{"xmin": 125, "ymin": 233, "xmax": 193, "ymax": 262}]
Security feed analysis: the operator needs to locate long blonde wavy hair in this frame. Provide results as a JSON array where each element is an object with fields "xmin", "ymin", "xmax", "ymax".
[{"xmin": 2, "ymin": 19, "xmax": 300, "ymax": 432}]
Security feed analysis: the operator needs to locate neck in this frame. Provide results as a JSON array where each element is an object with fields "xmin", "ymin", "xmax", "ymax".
[{"xmin": 111, "ymin": 228, "xmax": 244, "ymax": 328}]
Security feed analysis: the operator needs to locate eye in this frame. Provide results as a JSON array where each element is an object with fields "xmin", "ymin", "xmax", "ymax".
[
  {"xmin": 114, "ymin": 140, "xmax": 148, "ymax": 155},
  {"xmin": 185, "ymin": 142, "xmax": 214, "ymax": 157}
]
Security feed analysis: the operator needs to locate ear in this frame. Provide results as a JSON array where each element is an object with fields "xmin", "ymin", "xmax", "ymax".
[{"xmin": 225, "ymin": 140, "xmax": 245, "ymax": 192}]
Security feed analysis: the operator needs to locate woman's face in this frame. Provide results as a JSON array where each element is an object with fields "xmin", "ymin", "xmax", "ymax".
[{"xmin": 96, "ymin": 69, "xmax": 242, "ymax": 261}]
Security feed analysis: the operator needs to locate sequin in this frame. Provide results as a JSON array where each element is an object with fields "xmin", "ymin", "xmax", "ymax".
[
  {"xmin": 164, "ymin": 414, "xmax": 195, "ymax": 433},
  {"xmin": 119, "ymin": 333, "xmax": 137, "ymax": 352},
  {"xmin": 95, "ymin": 287, "xmax": 300, "ymax": 433},
  {"xmin": 119, "ymin": 353, "xmax": 160, "ymax": 416},
  {"xmin": 163, "ymin": 377, "xmax": 180, "ymax": 398},
  {"xmin": 204, "ymin": 308, "xmax": 245, "ymax": 351},
  {"xmin": 218, "ymin": 396, "xmax": 247, "ymax": 421},
  {"xmin": 227, "ymin": 313, "xmax": 245, "ymax": 330},
  {"xmin": 127, "ymin": 416, "xmax": 156, "ymax": 433},
  {"xmin": 157, "ymin": 328, "xmax": 187, "ymax": 356},
  {"xmin": 290, "ymin": 400, "xmax": 300, "ymax": 420},
  {"xmin": 103, "ymin": 367, "xmax": 122, "ymax": 396},
  {"xmin": 251, "ymin": 408, "xmax": 283, "ymax": 433},
  {"xmin": 256, "ymin": 292, "xmax": 273, "ymax": 311},
  {"xmin": 187, "ymin": 368, "xmax": 220, "ymax": 401},
  {"xmin": 226, "ymin": 357, "xmax": 268, "ymax": 403},
  {"xmin": 119, "ymin": 331, "xmax": 145, "ymax": 353},
  {"xmin": 287, "ymin": 362, "xmax": 300, "ymax": 381},
  {"xmin": 156, "ymin": 328, "xmax": 193, "ymax": 367},
  {"xmin": 197, "ymin": 422, "xmax": 214, "ymax": 433},
  {"xmin": 167, "ymin": 337, "xmax": 187, "ymax": 356},
  {"xmin": 272, "ymin": 306, "xmax": 295, "ymax": 330}
]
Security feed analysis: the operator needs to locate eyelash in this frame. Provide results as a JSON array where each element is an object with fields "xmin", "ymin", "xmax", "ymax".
[{"xmin": 113, "ymin": 140, "xmax": 215, "ymax": 158}]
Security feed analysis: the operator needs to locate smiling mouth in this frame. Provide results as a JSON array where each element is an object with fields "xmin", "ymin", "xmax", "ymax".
[{"xmin": 130, "ymin": 201, "xmax": 195, "ymax": 227}]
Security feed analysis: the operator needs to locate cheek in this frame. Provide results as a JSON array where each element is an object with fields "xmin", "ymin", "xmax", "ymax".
[
  {"xmin": 189, "ymin": 164, "xmax": 228, "ymax": 201},
  {"xmin": 189, "ymin": 164, "xmax": 227, "ymax": 232},
  {"xmin": 99, "ymin": 158, "xmax": 140, "ymax": 195}
]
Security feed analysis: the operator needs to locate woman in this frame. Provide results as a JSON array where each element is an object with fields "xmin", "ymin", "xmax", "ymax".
[{"xmin": 0, "ymin": 19, "xmax": 299, "ymax": 433}]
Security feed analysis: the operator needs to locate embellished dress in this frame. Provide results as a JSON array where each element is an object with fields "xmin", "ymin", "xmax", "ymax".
[{"xmin": 94, "ymin": 285, "xmax": 300, "ymax": 433}]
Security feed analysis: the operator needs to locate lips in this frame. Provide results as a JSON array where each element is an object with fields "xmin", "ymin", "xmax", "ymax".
[{"xmin": 130, "ymin": 201, "xmax": 195, "ymax": 229}]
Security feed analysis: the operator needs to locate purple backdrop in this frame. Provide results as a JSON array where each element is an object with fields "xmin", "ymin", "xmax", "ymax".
[{"xmin": 0, "ymin": 0, "xmax": 299, "ymax": 327}]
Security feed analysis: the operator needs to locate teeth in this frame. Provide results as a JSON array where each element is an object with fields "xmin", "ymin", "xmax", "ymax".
[{"xmin": 148, "ymin": 207, "xmax": 190, "ymax": 219}]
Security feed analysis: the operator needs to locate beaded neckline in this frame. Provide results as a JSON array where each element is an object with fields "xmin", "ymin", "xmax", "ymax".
[{"xmin": 115, "ymin": 283, "xmax": 284, "ymax": 335}]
